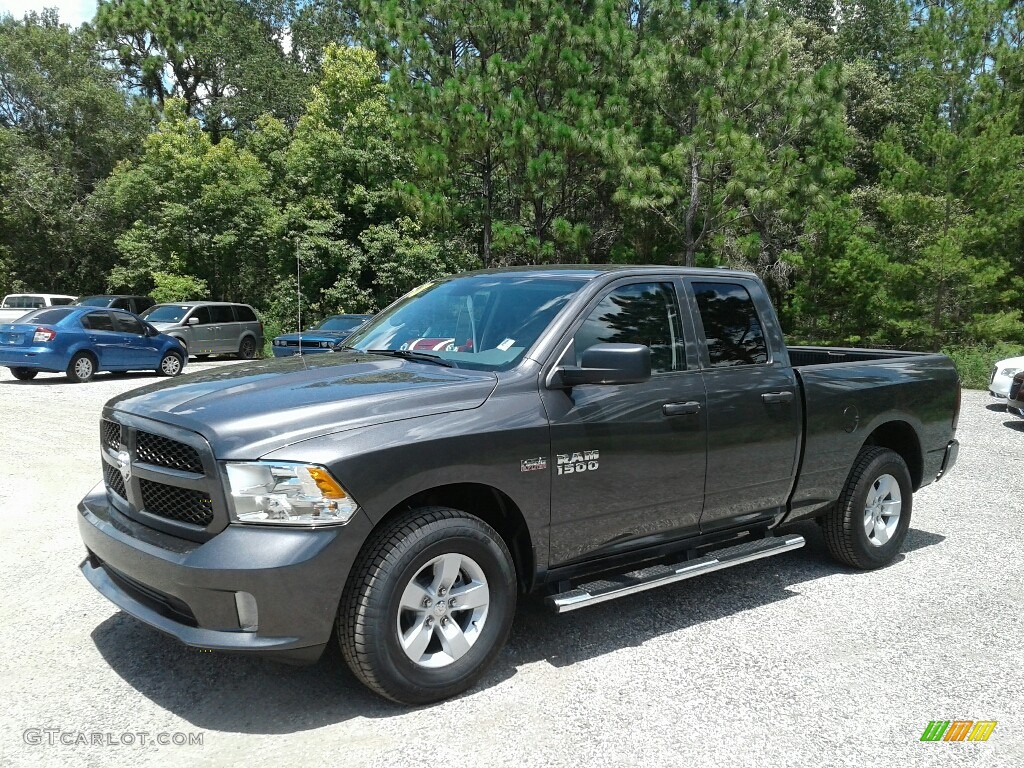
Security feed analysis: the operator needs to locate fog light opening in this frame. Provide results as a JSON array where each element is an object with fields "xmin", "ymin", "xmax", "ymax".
[{"xmin": 235, "ymin": 591, "xmax": 258, "ymax": 632}]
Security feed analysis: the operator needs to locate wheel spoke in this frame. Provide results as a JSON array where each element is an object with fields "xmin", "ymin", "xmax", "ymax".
[
  {"xmin": 400, "ymin": 580, "xmax": 432, "ymax": 611},
  {"xmin": 875, "ymin": 475, "xmax": 895, "ymax": 500},
  {"xmin": 449, "ymin": 581, "xmax": 489, "ymax": 610},
  {"xmin": 880, "ymin": 499, "xmax": 901, "ymax": 517},
  {"xmin": 401, "ymin": 617, "xmax": 434, "ymax": 661},
  {"xmin": 432, "ymin": 554, "xmax": 462, "ymax": 592},
  {"xmin": 873, "ymin": 519, "xmax": 890, "ymax": 545},
  {"xmin": 437, "ymin": 619, "xmax": 471, "ymax": 661},
  {"xmin": 863, "ymin": 512, "xmax": 875, "ymax": 536}
]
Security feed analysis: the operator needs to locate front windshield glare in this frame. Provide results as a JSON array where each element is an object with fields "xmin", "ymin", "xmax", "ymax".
[{"xmin": 345, "ymin": 275, "xmax": 586, "ymax": 370}]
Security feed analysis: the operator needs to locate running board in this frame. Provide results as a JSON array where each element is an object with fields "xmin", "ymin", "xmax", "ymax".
[{"xmin": 547, "ymin": 534, "xmax": 806, "ymax": 613}]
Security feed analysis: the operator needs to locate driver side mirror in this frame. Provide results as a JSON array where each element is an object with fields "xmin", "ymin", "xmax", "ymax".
[
  {"xmin": 547, "ymin": 343, "xmax": 652, "ymax": 389},
  {"xmin": 187, "ymin": 316, "xmax": 199, "ymax": 325}
]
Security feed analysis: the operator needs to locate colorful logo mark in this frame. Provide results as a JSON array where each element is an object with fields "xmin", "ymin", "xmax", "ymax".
[{"xmin": 920, "ymin": 721, "xmax": 996, "ymax": 742}]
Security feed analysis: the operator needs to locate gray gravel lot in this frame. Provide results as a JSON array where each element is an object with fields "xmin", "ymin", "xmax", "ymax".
[{"xmin": 0, "ymin": 365, "xmax": 1021, "ymax": 768}]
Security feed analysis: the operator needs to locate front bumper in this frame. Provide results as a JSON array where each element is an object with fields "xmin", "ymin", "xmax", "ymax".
[{"xmin": 78, "ymin": 482, "xmax": 372, "ymax": 662}]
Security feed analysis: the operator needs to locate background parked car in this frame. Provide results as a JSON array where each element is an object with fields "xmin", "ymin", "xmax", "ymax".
[
  {"xmin": 1007, "ymin": 371, "xmax": 1024, "ymax": 416},
  {"xmin": 988, "ymin": 355, "xmax": 1024, "ymax": 407},
  {"xmin": 271, "ymin": 313, "xmax": 373, "ymax": 357},
  {"xmin": 140, "ymin": 301, "xmax": 263, "ymax": 359},
  {"xmin": 74, "ymin": 295, "xmax": 155, "ymax": 315},
  {"xmin": 0, "ymin": 306, "xmax": 186, "ymax": 382},
  {"xmin": 0, "ymin": 293, "xmax": 77, "ymax": 323}
]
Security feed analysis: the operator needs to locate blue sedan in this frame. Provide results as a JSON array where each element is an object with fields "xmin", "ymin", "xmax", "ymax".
[
  {"xmin": 271, "ymin": 314, "xmax": 373, "ymax": 357},
  {"xmin": 0, "ymin": 306, "xmax": 187, "ymax": 382}
]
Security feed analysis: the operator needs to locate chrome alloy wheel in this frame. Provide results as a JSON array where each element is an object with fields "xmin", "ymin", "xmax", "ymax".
[
  {"xmin": 863, "ymin": 473, "xmax": 902, "ymax": 547},
  {"xmin": 396, "ymin": 553, "xmax": 490, "ymax": 668},
  {"xmin": 160, "ymin": 354, "xmax": 182, "ymax": 376}
]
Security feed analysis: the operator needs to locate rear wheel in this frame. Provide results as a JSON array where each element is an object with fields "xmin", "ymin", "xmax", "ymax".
[
  {"xmin": 66, "ymin": 352, "xmax": 96, "ymax": 383},
  {"xmin": 10, "ymin": 367, "xmax": 37, "ymax": 381},
  {"xmin": 823, "ymin": 447, "xmax": 912, "ymax": 569},
  {"xmin": 237, "ymin": 336, "xmax": 258, "ymax": 359},
  {"xmin": 338, "ymin": 507, "xmax": 516, "ymax": 705},
  {"xmin": 157, "ymin": 351, "xmax": 183, "ymax": 377}
]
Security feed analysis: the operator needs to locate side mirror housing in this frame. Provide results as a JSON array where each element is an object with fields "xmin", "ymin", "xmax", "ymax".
[
  {"xmin": 187, "ymin": 316, "xmax": 199, "ymax": 326},
  {"xmin": 547, "ymin": 343, "xmax": 652, "ymax": 388}
]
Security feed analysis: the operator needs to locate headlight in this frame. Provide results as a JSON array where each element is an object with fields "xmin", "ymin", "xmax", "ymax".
[
  {"xmin": 272, "ymin": 339, "xmax": 282, "ymax": 346},
  {"xmin": 225, "ymin": 462, "xmax": 359, "ymax": 526},
  {"xmin": 320, "ymin": 341, "xmax": 331, "ymax": 348},
  {"xmin": 1001, "ymin": 367, "xmax": 1021, "ymax": 378}
]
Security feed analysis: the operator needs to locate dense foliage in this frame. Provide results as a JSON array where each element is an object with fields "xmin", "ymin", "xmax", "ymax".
[{"xmin": 1, "ymin": 0, "xmax": 1022, "ymax": 359}]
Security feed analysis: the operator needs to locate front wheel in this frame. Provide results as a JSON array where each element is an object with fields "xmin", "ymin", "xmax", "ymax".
[
  {"xmin": 823, "ymin": 446, "xmax": 913, "ymax": 569},
  {"xmin": 66, "ymin": 352, "xmax": 96, "ymax": 383},
  {"xmin": 338, "ymin": 507, "xmax": 516, "ymax": 705},
  {"xmin": 11, "ymin": 367, "xmax": 37, "ymax": 381},
  {"xmin": 157, "ymin": 351, "xmax": 183, "ymax": 377}
]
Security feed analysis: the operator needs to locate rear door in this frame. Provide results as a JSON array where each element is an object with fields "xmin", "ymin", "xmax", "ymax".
[
  {"xmin": 80, "ymin": 311, "xmax": 122, "ymax": 368},
  {"xmin": 683, "ymin": 278, "xmax": 800, "ymax": 533},
  {"xmin": 543, "ymin": 278, "xmax": 708, "ymax": 566}
]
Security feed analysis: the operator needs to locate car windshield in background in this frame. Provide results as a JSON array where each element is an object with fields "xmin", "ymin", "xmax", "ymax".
[
  {"xmin": 317, "ymin": 317, "xmax": 365, "ymax": 332},
  {"xmin": 14, "ymin": 307, "xmax": 77, "ymax": 325},
  {"xmin": 142, "ymin": 305, "xmax": 189, "ymax": 323},
  {"xmin": 76, "ymin": 296, "xmax": 115, "ymax": 307},
  {"xmin": 345, "ymin": 274, "xmax": 587, "ymax": 371}
]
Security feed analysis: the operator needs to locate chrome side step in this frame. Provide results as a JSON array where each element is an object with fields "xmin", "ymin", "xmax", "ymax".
[{"xmin": 547, "ymin": 534, "xmax": 806, "ymax": 613}]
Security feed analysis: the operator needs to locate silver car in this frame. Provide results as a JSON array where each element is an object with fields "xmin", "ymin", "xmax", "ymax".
[{"xmin": 140, "ymin": 301, "xmax": 263, "ymax": 359}]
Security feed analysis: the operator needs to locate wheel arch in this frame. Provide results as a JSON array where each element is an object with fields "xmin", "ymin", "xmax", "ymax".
[
  {"xmin": 371, "ymin": 483, "xmax": 535, "ymax": 594},
  {"xmin": 862, "ymin": 420, "xmax": 923, "ymax": 490}
]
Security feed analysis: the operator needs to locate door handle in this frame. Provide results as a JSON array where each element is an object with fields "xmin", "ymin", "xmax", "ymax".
[
  {"xmin": 762, "ymin": 391, "xmax": 795, "ymax": 405},
  {"xmin": 663, "ymin": 401, "xmax": 701, "ymax": 416}
]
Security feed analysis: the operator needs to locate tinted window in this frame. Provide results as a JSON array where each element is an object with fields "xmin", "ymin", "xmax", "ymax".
[
  {"xmin": 234, "ymin": 305, "xmax": 257, "ymax": 322},
  {"xmin": 17, "ymin": 307, "xmax": 76, "ymax": 324},
  {"xmin": 76, "ymin": 296, "xmax": 114, "ymax": 307},
  {"xmin": 114, "ymin": 313, "xmax": 146, "ymax": 335},
  {"xmin": 692, "ymin": 282, "xmax": 768, "ymax": 367},
  {"xmin": 317, "ymin": 316, "xmax": 366, "ymax": 332},
  {"xmin": 50, "ymin": 297, "xmax": 75, "ymax": 306},
  {"xmin": 3, "ymin": 296, "xmax": 44, "ymax": 309},
  {"xmin": 81, "ymin": 311, "xmax": 115, "ymax": 332},
  {"xmin": 209, "ymin": 305, "xmax": 235, "ymax": 323},
  {"xmin": 110, "ymin": 298, "xmax": 129, "ymax": 310},
  {"xmin": 189, "ymin": 306, "xmax": 212, "ymax": 325},
  {"xmin": 574, "ymin": 282, "xmax": 684, "ymax": 373}
]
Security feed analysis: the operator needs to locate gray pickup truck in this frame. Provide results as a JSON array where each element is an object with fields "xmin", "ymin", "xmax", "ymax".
[{"xmin": 77, "ymin": 266, "xmax": 960, "ymax": 704}]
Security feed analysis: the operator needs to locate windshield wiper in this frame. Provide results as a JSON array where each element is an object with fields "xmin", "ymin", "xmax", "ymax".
[{"xmin": 362, "ymin": 348, "xmax": 457, "ymax": 368}]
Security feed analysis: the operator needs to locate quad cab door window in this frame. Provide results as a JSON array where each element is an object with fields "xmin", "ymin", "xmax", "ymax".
[{"xmin": 545, "ymin": 280, "xmax": 708, "ymax": 565}]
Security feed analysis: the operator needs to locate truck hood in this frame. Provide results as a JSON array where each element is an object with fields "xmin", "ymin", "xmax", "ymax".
[{"xmin": 106, "ymin": 353, "xmax": 498, "ymax": 458}]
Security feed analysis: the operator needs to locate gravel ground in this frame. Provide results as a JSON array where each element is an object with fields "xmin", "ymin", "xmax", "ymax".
[{"xmin": 0, "ymin": 366, "xmax": 1021, "ymax": 768}]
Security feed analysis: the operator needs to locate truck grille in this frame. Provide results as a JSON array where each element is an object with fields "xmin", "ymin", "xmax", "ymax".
[
  {"xmin": 100, "ymin": 414, "xmax": 225, "ymax": 542},
  {"xmin": 103, "ymin": 462, "xmax": 126, "ymax": 499},
  {"xmin": 140, "ymin": 479, "xmax": 214, "ymax": 526},
  {"xmin": 136, "ymin": 431, "xmax": 204, "ymax": 474},
  {"xmin": 101, "ymin": 419, "xmax": 122, "ymax": 450}
]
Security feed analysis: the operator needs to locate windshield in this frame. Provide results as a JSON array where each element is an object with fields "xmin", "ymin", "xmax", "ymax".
[
  {"xmin": 345, "ymin": 274, "xmax": 587, "ymax": 370},
  {"xmin": 316, "ymin": 316, "xmax": 369, "ymax": 332},
  {"xmin": 142, "ymin": 305, "xmax": 190, "ymax": 323},
  {"xmin": 76, "ymin": 296, "xmax": 115, "ymax": 307}
]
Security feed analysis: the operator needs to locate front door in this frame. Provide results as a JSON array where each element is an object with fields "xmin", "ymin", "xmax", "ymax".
[
  {"xmin": 542, "ymin": 279, "xmax": 708, "ymax": 567},
  {"xmin": 113, "ymin": 312, "xmax": 161, "ymax": 369}
]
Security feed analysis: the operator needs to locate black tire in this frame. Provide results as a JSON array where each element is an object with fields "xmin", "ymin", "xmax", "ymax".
[
  {"xmin": 237, "ymin": 336, "xmax": 258, "ymax": 359},
  {"xmin": 11, "ymin": 367, "xmax": 37, "ymax": 381},
  {"xmin": 338, "ymin": 507, "xmax": 517, "ymax": 705},
  {"xmin": 823, "ymin": 446, "xmax": 913, "ymax": 569},
  {"xmin": 66, "ymin": 352, "xmax": 96, "ymax": 383},
  {"xmin": 157, "ymin": 351, "xmax": 183, "ymax": 377}
]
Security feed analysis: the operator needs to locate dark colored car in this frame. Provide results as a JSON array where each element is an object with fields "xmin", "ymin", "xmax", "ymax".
[
  {"xmin": 77, "ymin": 266, "xmax": 960, "ymax": 704},
  {"xmin": 0, "ymin": 306, "xmax": 187, "ymax": 382},
  {"xmin": 74, "ymin": 295, "xmax": 156, "ymax": 315},
  {"xmin": 1007, "ymin": 371, "xmax": 1024, "ymax": 416},
  {"xmin": 271, "ymin": 314, "xmax": 373, "ymax": 357}
]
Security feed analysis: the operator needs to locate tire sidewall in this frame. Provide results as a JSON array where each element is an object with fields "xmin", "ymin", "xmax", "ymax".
[
  {"xmin": 848, "ymin": 453, "xmax": 913, "ymax": 566},
  {"xmin": 362, "ymin": 521, "xmax": 516, "ymax": 702}
]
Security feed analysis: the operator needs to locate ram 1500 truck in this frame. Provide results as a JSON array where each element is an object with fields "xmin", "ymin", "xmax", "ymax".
[{"xmin": 77, "ymin": 266, "xmax": 961, "ymax": 704}]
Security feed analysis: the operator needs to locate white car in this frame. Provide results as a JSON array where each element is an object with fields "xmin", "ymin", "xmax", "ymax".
[
  {"xmin": 989, "ymin": 355, "xmax": 1024, "ymax": 403},
  {"xmin": 0, "ymin": 293, "xmax": 77, "ymax": 324}
]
